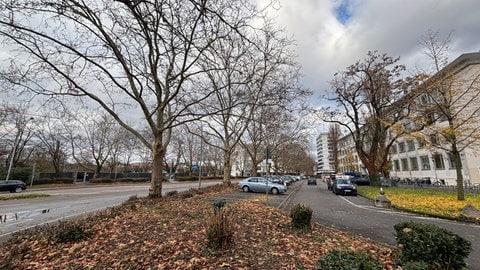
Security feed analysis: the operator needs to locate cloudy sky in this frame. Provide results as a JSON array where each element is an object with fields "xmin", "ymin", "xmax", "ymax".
[{"xmin": 257, "ymin": 0, "xmax": 480, "ymax": 107}]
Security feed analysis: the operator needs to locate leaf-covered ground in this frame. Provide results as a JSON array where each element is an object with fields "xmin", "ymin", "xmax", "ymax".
[
  {"xmin": 358, "ymin": 186, "xmax": 480, "ymax": 220},
  {"xmin": 0, "ymin": 185, "xmax": 396, "ymax": 269}
]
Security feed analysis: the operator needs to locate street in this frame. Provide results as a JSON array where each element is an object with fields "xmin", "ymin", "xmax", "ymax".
[
  {"xmin": 0, "ymin": 181, "xmax": 222, "ymax": 242},
  {"xmin": 285, "ymin": 180, "xmax": 480, "ymax": 268}
]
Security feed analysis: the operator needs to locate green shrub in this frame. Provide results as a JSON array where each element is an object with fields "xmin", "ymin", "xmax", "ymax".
[
  {"xmin": 315, "ymin": 249, "xmax": 383, "ymax": 270},
  {"xmin": 205, "ymin": 203, "xmax": 234, "ymax": 250},
  {"xmin": 212, "ymin": 199, "xmax": 226, "ymax": 213},
  {"xmin": 49, "ymin": 220, "xmax": 90, "ymax": 243},
  {"xmin": 33, "ymin": 178, "xmax": 75, "ymax": 185},
  {"xmin": 289, "ymin": 203, "xmax": 312, "ymax": 230},
  {"xmin": 89, "ymin": 178, "xmax": 113, "ymax": 184},
  {"xmin": 165, "ymin": 190, "xmax": 179, "ymax": 197},
  {"xmin": 394, "ymin": 221, "xmax": 471, "ymax": 269},
  {"xmin": 180, "ymin": 188, "xmax": 203, "ymax": 198},
  {"xmin": 400, "ymin": 260, "xmax": 429, "ymax": 270}
]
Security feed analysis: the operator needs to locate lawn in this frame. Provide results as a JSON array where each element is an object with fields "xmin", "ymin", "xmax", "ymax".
[
  {"xmin": 0, "ymin": 193, "xmax": 50, "ymax": 200},
  {"xmin": 357, "ymin": 186, "xmax": 480, "ymax": 220},
  {"xmin": 0, "ymin": 185, "xmax": 396, "ymax": 269}
]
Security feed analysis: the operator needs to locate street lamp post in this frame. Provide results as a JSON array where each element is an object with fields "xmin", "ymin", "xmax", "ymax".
[{"xmin": 5, "ymin": 132, "xmax": 21, "ymax": 181}]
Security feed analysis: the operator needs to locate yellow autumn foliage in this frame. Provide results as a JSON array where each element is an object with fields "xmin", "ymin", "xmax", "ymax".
[{"xmin": 358, "ymin": 186, "xmax": 480, "ymax": 218}]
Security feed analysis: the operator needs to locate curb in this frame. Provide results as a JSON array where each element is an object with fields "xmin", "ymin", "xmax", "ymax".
[{"xmin": 278, "ymin": 181, "xmax": 303, "ymax": 210}]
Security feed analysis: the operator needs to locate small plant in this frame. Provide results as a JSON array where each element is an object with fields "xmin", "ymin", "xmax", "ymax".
[
  {"xmin": 165, "ymin": 190, "xmax": 179, "ymax": 197},
  {"xmin": 205, "ymin": 201, "xmax": 234, "ymax": 250},
  {"xmin": 315, "ymin": 249, "xmax": 383, "ymax": 270},
  {"xmin": 212, "ymin": 199, "xmax": 226, "ymax": 213},
  {"xmin": 289, "ymin": 203, "xmax": 312, "ymax": 230},
  {"xmin": 394, "ymin": 221, "xmax": 471, "ymax": 269},
  {"xmin": 49, "ymin": 220, "xmax": 90, "ymax": 243}
]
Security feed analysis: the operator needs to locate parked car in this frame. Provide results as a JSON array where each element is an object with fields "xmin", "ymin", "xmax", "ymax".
[
  {"xmin": 332, "ymin": 178, "xmax": 357, "ymax": 196},
  {"xmin": 307, "ymin": 177, "xmax": 317, "ymax": 185},
  {"xmin": 238, "ymin": 177, "xmax": 286, "ymax": 195},
  {"xmin": 264, "ymin": 175, "xmax": 287, "ymax": 187},
  {"xmin": 351, "ymin": 176, "xmax": 370, "ymax": 186},
  {"xmin": 0, "ymin": 180, "xmax": 27, "ymax": 193}
]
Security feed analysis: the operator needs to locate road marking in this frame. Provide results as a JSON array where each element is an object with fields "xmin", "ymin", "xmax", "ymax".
[
  {"xmin": 339, "ymin": 196, "xmax": 479, "ymax": 228},
  {"xmin": 0, "ymin": 203, "xmax": 30, "ymax": 208}
]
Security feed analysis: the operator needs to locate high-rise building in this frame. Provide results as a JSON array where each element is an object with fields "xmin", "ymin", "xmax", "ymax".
[{"xmin": 316, "ymin": 132, "xmax": 335, "ymax": 175}]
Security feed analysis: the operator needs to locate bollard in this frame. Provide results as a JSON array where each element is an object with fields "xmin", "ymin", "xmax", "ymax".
[{"xmin": 374, "ymin": 188, "xmax": 391, "ymax": 208}]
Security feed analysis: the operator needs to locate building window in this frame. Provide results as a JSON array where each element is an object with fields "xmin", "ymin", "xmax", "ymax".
[
  {"xmin": 391, "ymin": 144, "xmax": 398, "ymax": 154},
  {"xmin": 398, "ymin": 142, "xmax": 406, "ymax": 153},
  {"xmin": 410, "ymin": 157, "xmax": 419, "ymax": 171},
  {"xmin": 447, "ymin": 153, "xmax": 460, "ymax": 169},
  {"xmin": 401, "ymin": 158, "xmax": 409, "ymax": 171},
  {"xmin": 433, "ymin": 153, "xmax": 445, "ymax": 170},
  {"xmin": 407, "ymin": 140, "xmax": 415, "ymax": 151},
  {"xmin": 393, "ymin": 160, "xmax": 400, "ymax": 171},
  {"xmin": 420, "ymin": 156, "xmax": 430, "ymax": 170},
  {"xmin": 418, "ymin": 138, "xmax": 426, "ymax": 148}
]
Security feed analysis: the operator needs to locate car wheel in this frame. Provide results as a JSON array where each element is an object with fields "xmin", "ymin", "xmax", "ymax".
[
  {"xmin": 271, "ymin": 187, "xmax": 279, "ymax": 195},
  {"xmin": 242, "ymin": 186, "xmax": 250, "ymax": 192},
  {"xmin": 14, "ymin": 186, "xmax": 23, "ymax": 193}
]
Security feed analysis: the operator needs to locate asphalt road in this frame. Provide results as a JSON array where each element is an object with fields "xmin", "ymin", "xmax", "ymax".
[
  {"xmin": 285, "ymin": 180, "xmax": 480, "ymax": 269},
  {"xmin": 0, "ymin": 181, "xmax": 223, "ymax": 242}
]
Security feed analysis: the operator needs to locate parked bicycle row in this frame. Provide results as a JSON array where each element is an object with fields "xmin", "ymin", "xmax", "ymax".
[{"xmin": 385, "ymin": 177, "xmax": 480, "ymax": 193}]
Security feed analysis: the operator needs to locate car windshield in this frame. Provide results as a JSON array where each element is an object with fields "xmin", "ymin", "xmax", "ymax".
[{"xmin": 337, "ymin": 179, "xmax": 351, "ymax": 184}]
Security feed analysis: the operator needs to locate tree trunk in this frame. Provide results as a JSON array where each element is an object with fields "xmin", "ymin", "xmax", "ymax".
[
  {"xmin": 223, "ymin": 149, "xmax": 232, "ymax": 186},
  {"xmin": 452, "ymin": 149, "xmax": 465, "ymax": 200},
  {"xmin": 149, "ymin": 137, "xmax": 164, "ymax": 198}
]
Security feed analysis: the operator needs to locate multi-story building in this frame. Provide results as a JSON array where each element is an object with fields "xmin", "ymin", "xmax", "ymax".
[
  {"xmin": 316, "ymin": 132, "xmax": 336, "ymax": 176},
  {"xmin": 389, "ymin": 52, "xmax": 480, "ymax": 186},
  {"xmin": 336, "ymin": 133, "xmax": 367, "ymax": 176},
  {"xmin": 319, "ymin": 52, "xmax": 480, "ymax": 186}
]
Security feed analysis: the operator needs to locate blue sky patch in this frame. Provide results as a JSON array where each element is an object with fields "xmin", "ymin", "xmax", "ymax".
[{"xmin": 334, "ymin": 0, "xmax": 352, "ymax": 24}]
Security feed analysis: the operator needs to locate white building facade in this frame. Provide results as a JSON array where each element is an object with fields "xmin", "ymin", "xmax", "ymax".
[
  {"xmin": 389, "ymin": 52, "xmax": 480, "ymax": 186},
  {"xmin": 316, "ymin": 132, "xmax": 336, "ymax": 175}
]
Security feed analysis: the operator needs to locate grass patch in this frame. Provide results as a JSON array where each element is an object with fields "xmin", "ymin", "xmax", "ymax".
[
  {"xmin": 0, "ymin": 193, "xmax": 50, "ymax": 200},
  {"xmin": 358, "ymin": 186, "xmax": 480, "ymax": 219}
]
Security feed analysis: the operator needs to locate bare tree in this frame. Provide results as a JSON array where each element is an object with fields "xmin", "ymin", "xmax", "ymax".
[
  {"xmin": 66, "ymin": 112, "xmax": 119, "ymax": 179},
  {"xmin": 0, "ymin": 0, "xmax": 270, "ymax": 197},
  {"xmin": 323, "ymin": 51, "xmax": 419, "ymax": 185},
  {"xmin": 415, "ymin": 31, "xmax": 480, "ymax": 200},
  {"xmin": 34, "ymin": 116, "xmax": 68, "ymax": 177},
  {"xmin": 194, "ymin": 22, "xmax": 307, "ymax": 184},
  {"xmin": 0, "ymin": 105, "xmax": 35, "ymax": 172}
]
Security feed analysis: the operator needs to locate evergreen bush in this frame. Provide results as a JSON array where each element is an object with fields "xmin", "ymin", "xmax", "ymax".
[
  {"xmin": 394, "ymin": 221, "xmax": 471, "ymax": 269},
  {"xmin": 289, "ymin": 203, "xmax": 312, "ymax": 230},
  {"xmin": 315, "ymin": 249, "xmax": 383, "ymax": 270}
]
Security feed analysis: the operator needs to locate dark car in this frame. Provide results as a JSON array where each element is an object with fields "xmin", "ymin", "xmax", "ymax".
[
  {"xmin": 307, "ymin": 177, "xmax": 317, "ymax": 185},
  {"xmin": 351, "ymin": 176, "xmax": 370, "ymax": 186},
  {"xmin": 0, "ymin": 180, "xmax": 27, "ymax": 193},
  {"xmin": 332, "ymin": 178, "xmax": 357, "ymax": 196}
]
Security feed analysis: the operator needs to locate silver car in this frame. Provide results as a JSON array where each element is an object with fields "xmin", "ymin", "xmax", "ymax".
[{"xmin": 238, "ymin": 177, "xmax": 287, "ymax": 195}]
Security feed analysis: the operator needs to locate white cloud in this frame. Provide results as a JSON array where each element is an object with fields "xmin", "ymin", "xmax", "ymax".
[{"xmin": 258, "ymin": 0, "xmax": 480, "ymax": 106}]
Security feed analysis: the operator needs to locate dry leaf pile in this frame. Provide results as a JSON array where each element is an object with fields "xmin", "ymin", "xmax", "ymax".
[{"xmin": 0, "ymin": 185, "xmax": 396, "ymax": 269}]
